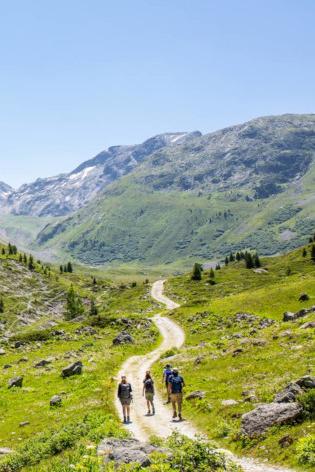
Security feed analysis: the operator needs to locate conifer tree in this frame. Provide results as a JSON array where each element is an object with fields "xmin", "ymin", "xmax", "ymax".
[
  {"xmin": 67, "ymin": 262, "xmax": 73, "ymax": 273},
  {"xmin": 236, "ymin": 252, "xmax": 241, "ymax": 261},
  {"xmin": 18, "ymin": 253, "xmax": 23, "ymax": 263},
  {"xmin": 92, "ymin": 277, "xmax": 97, "ymax": 285},
  {"xmin": 215, "ymin": 263, "xmax": 221, "ymax": 270},
  {"xmin": 1, "ymin": 248, "xmax": 5, "ymax": 255},
  {"xmin": 302, "ymin": 248, "xmax": 307, "ymax": 257},
  {"xmin": 60, "ymin": 265, "xmax": 63, "ymax": 273},
  {"xmin": 311, "ymin": 245, "xmax": 315, "ymax": 263},
  {"xmin": 28, "ymin": 254, "xmax": 35, "ymax": 271},
  {"xmin": 191, "ymin": 263, "xmax": 202, "ymax": 280},
  {"xmin": 64, "ymin": 265, "xmax": 68, "ymax": 273},
  {"xmin": 23, "ymin": 253, "xmax": 27, "ymax": 264},
  {"xmin": 245, "ymin": 252, "xmax": 254, "ymax": 269},
  {"xmin": 209, "ymin": 268, "xmax": 215, "ymax": 279},
  {"xmin": 8, "ymin": 243, "xmax": 13, "ymax": 255},
  {"xmin": 89, "ymin": 298, "xmax": 98, "ymax": 316},
  {"xmin": 0, "ymin": 297, "xmax": 4, "ymax": 313},
  {"xmin": 253, "ymin": 253, "xmax": 261, "ymax": 268},
  {"xmin": 229, "ymin": 253, "xmax": 235, "ymax": 262},
  {"xmin": 225, "ymin": 256, "xmax": 229, "ymax": 265},
  {"xmin": 65, "ymin": 286, "xmax": 84, "ymax": 320}
]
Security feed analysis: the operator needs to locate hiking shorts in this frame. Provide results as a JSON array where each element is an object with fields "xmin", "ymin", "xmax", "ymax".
[
  {"xmin": 120, "ymin": 397, "xmax": 132, "ymax": 406},
  {"xmin": 145, "ymin": 392, "xmax": 154, "ymax": 401},
  {"xmin": 171, "ymin": 393, "xmax": 183, "ymax": 406}
]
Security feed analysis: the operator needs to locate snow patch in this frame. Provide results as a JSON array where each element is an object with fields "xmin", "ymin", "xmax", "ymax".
[
  {"xmin": 69, "ymin": 166, "xmax": 96, "ymax": 181},
  {"xmin": 170, "ymin": 133, "xmax": 188, "ymax": 143}
]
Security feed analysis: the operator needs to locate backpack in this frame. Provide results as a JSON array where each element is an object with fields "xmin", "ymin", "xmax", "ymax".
[
  {"xmin": 169, "ymin": 375, "xmax": 183, "ymax": 394},
  {"xmin": 120, "ymin": 383, "xmax": 131, "ymax": 399},
  {"xmin": 164, "ymin": 368, "xmax": 172, "ymax": 381},
  {"xmin": 144, "ymin": 379, "xmax": 154, "ymax": 393}
]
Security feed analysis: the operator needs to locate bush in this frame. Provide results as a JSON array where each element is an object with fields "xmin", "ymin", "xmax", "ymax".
[
  {"xmin": 10, "ymin": 329, "xmax": 52, "ymax": 343},
  {"xmin": 296, "ymin": 435, "xmax": 315, "ymax": 467},
  {"xmin": 299, "ymin": 390, "xmax": 315, "ymax": 419}
]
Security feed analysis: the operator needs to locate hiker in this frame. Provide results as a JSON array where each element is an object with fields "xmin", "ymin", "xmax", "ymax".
[
  {"xmin": 162, "ymin": 363, "xmax": 173, "ymax": 403},
  {"xmin": 143, "ymin": 370, "xmax": 155, "ymax": 415},
  {"xmin": 168, "ymin": 368, "xmax": 185, "ymax": 421},
  {"xmin": 117, "ymin": 375, "xmax": 132, "ymax": 423}
]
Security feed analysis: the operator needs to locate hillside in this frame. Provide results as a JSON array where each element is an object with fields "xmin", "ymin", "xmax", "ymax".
[
  {"xmin": 33, "ymin": 114, "xmax": 315, "ymax": 268},
  {"xmin": 156, "ymin": 238, "xmax": 315, "ymax": 470}
]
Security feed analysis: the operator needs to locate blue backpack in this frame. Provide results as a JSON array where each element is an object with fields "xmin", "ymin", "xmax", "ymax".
[
  {"xmin": 169, "ymin": 375, "xmax": 183, "ymax": 393},
  {"xmin": 164, "ymin": 368, "xmax": 172, "ymax": 381}
]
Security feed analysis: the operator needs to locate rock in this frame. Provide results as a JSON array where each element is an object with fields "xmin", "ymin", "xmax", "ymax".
[
  {"xmin": 34, "ymin": 359, "xmax": 52, "ymax": 368},
  {"xmin": 194, "ymin": 355, "xmax": 204, "ymax": 365},
  {"xmin": 14, "ymin": 341, "xmax": 23, "ymax": 348},
  {"xmin": 0, "ymin": 448, "xmax": 13, "ymax": 455},
  {"xmin": 75, "ymin": 326, "xmax": 97, "ymax": 336},
  {"xmin": 3, "ymin": 364, "xmax": 12, "ymax": 369},
  {"xmin": 299, "ymin": 293, "xmax": 310, "ymax": 301},
  {"xmin": 295, "ymin": 375, "xmax": 315, "ymax": 389},
  {"xmin": 186, "ymin": 390, "xmax": 205, "ymax": 400},
  {"xmin": 274, "ymin": 383, "xmax": 303, "ymax": 403},
  {"xmin": 97, "ymin": 438, "xmax": 167, "ymax": 467},
  {"xmin": 17, "ymin": 357, "xmax": 28, "ymax": 363},
  {"xmin": 241, "ymin": 402, "xmax": 302, "ymax": 437},
  {"xmin": 50, "ymin": 395, "xmax": 62, "ymax": 407},
  {"xmin": 279, "ymin": 435, "xmax": 294, "ymax": 448},
  {"xmin": 300, "ymin": 321, "xmax": 315, "ymax": 329},
  {"xmin": 8, "ymin": 376, "xmax": 23, "ymax": 388},
  {"xmin": 283, "ymin": 312, "xmax": 295, "ymax": 322},
  {"xmin": 259, "ymin": 318, "xmax": 275, "ymax": 329},
  {"xmin": 0, "ymin": 348, "xmax": 5, "ymax": 355},
  {"xmin": 251, "ymin": 339, "xmax": 267, "ymax": 346},
  {"xmin": 243, "ymin": 394, "xmax": 257, "ymax": 403},
  {"xmin": 19, "ymin": 421, "xmax": 30, "ymax": 427},
  {"xmin": 113, "ymin": 332, "xmax": 134, "ymax": 345},
  {"xmin": 222, "ymin": 399, "xmax": 238, "ymax": 406},
  {"xmin": 61, "ymin": 361, "xmax": 83, "ymax": 378},
  {"xmin": 232, "ymin": 348, "xmax": 243, "ymax": 357}
]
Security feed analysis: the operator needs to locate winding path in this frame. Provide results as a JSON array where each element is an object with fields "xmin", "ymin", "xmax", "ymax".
[{"xmin": 115, "ymin": 280, "xmax": 293, "ymax": 472}]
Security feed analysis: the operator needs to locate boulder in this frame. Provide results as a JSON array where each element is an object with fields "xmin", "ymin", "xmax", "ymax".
[
  {"xmin": 19, "ymin": 421, "xmax": 30, "ymax": 427},
  {"xmin": 3, "ymin": 364, "xmax": 12, "ymax": 369},
  {"xmin": 97, "ymin": 438, "xmax": 167, "ymax": 467},
  {"xmin": 0, "ymin": 348, "xmax": 5, "ymax": 355},
  {"xmin": 241, "ymin": 402, "xmax": 302, "ymax": 437},
  {"xmin": 283, "ymin": 312, "xmax": 295, "ymax": 322},
  {"xmin": 0, "ymin": 448, "xmax": 13, "ymax": 455},
  {"xmin": 232, "ymin": 348, "xmax": 243, "ymax": 357},
  {"xmin": 222, "ymin": 399, "xmax": 238, "ymax": 406},
  {"xmin": 61, "ymin": 361, "xmax": 83, "ymax": 378},
  {"xmin": 300, "ymin": 321, "xmax": 315, "ymax": 329},
  {"xmin": 50, "ymin": 395, "xmax": 62, "ymax": 407},
  {"xmin": 34, "ymin": 359, "xmax": 51, "ymax": 368},
  {"xmin": 113, "ymin": 332, "xmax": 134, "ymax": 345},
  {"xmin": 8, "ymin": 376, "xmax": 23, "ymax": 389},
  {"xmin": 299, "ymin": 293, "xmax": 310, "ymax": 301},
  {"xmin": 186, "ymin": 390, "xmax": 205, "ymax": 400},
  {"xmin": 274, "ymin": 383, "xmax": 303, "ymax": 403},
  {"xmin": 17, "ymin": 357, "xmax": 28, "ymax": 363},
  {"xmin": 75, "ymin": 326, "xmax": 97, "ymax": 336},
  {"xmin": 279, "ymin": 435, "xmax": 294, "ymax": 448}
]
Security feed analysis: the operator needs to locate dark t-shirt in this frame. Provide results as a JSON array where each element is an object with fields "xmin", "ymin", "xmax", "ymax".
[
  {"xmin": 118, "ymin": 382, "xmax": 132, "ymax": 399},
  {"xmin": 143, "ymin": 378, "xmax": 154, "ymax": 393}
]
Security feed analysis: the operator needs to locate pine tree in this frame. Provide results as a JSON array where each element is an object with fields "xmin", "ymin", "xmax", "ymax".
[
  {"xmin": 60, "ymin": 265, "xmax": 63, "ymax": 273},
  {"xmin": 28, "ymin": 254, "xmax": 35, "ymax": 271},
  {"xmin": 23, "ymin": 253, "xmax": 27, "ymax": 264},
  {"xmin": 229, "ymin": 253, "xmax": 235, "ymax": 262},
  {"xmin": 225, "ymin": 256, "xmax": 229, "ymax": 265},
  {"xmin": 92, "ymin": 277, "xmax": 97, "ymax": 285},
  {"xmin": 18, "ymin": 253, "xmax": 23, "ymax": 262},
  {"xmin": 215, "ymin": 263, "xmax": 221, "ymax": 270},
  {"xmin": 1, "ymin": 248, "xmax": 5, "ymax": 255},
  {"xmin": 209, "ymin": 268, "xmax": 215, "ymax": 279},
  {"xmin": 89, "ymin": 298, "xmax": 98, "ymax": 316},
  {"xmin": 191, "ymin": 263, "xmax": 202, "ymax": 280},
  {"xmin": 64, "ymin": 265, "xmax": 68, "ymax": 273},
  {"xmin": 65, "ymin": 286, "xmax": 84, "ymax": 320},
  {"xmin": 309, "ymin": 237, "xmax": 314, "ymax": 244},
  {"xmin": 0, "ymin": 297, "xmax": 4, "ymax": 313},
  {"xmin": 311, "ymin": 245, "xmax": 315, "ymax": 263},
  {"xmin": 253, "ymin": 253, "xmax": 261, "ymax": 268},
  {"xmin": 67, "ymin": 262, "xmax": 73, "ymax": 273},
  {"xmin": 236, "ymin": 252, "xmax": 241, "ymax": 262},
  {"xmin": 302, "ymin": 248, "xmax": 307, "ymax": 257},
  {"xmin": 8, "ymin": 243, "xmax": 13, "ymax": 255},
  {"xmin": 245, "ymin": 252, "xmax": 254, "ymax": 269}
]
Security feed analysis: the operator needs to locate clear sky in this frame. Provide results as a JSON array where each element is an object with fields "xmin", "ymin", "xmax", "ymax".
[{"xmin": 0, "ymin": 0, "xmax": 314, "ymax": 188}]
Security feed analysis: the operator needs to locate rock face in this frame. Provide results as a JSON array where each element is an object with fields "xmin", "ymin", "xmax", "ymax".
[
  {"xmin": 274, "ymin": 383, "xmax": 303, "ymax": 403},
  {"xmin": 241, "ymin": 402, "xmax": 302, "ymax": 437},
  {"xmin": 283, "ymin": 306, "xmax": 315, "ymax": 322},
  {"xmin": 113, "ymin": 332, "xmax": 134, "ymax": 345},
  {"xmin": 97, "ymin": 438, "xmax": 167, "ymax": 467},
  {"xmin": 61, "ymin": 361, "xmax": 83, "ymax": 378},
  {"xmin": 1, "ymin": 132, "xmax": 199, "ymax": 217},
  {"xmin": 8, "ymin": 376, "xmax": 23, "ymax": 388}
]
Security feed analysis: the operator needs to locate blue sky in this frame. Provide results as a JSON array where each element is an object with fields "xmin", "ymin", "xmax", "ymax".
[{"xmin": 0, "ymin": 0, "xmax": 314, "ymax": 187}]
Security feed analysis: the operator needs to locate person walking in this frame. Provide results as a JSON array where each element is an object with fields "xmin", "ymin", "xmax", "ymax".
[
  {"xmin": 143, "ymin": 371, "xmax": 155, "ymax": 415},
  {"xmin": 168, "ymin": 368, "xmax": 185, "ymax": 421},
  {"xmin": 162, "ymin": 363, "xmax": 173, "ymax": 403},
  {"xmin": 117, "ymin": 375, "xmax": 132, "ymax": 423}
]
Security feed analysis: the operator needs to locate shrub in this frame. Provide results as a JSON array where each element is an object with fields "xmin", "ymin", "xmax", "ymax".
[
  {"xmin": 296, "ymin": 435, "xmax": 315, "ymax": 467},
  {"xmin": 299, "ymin": 390, "xmax": 315, "ymax": 419}
]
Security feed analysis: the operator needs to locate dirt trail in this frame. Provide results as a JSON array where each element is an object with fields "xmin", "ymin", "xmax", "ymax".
[{"xmin": 115, "ymin": 280, "xmax": 294, "ymax": 472}]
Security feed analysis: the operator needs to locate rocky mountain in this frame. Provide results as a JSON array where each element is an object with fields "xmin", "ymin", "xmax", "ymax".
[
  {"xmin": 34, "ymin": 114, "xmax": 315, "ymax": 266},
  {"xmin": 0, "ymin": 182, "xmax": 13, "ymax": 204},
  {"xmin": 1, "ymin": 131, "xmax": 201, "ymax": 217}
]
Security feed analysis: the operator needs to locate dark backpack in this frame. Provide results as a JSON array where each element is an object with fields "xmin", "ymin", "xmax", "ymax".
[
  {"xmin": 169, "ymin": 375, "xmax": 183, "ymax": 394},
  {"xmin": 120, "ymin": 383, "xmax": 131, "ymax": 399},
  {"xmin": 144, "ymin": 379, "xmax": 154, "ymax": 393}
]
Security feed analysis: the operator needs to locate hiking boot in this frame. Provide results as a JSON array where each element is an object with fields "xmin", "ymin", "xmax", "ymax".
[
  {"xmin": 127, "ymin": 416, "xmax": 130, "ymax": 423},
  {"xmin": 172, "ymin": 412, "xmax": 177, "ymax": 419},
  {"xmin": 152, "ymin": 407, "xmax": 155, "ymax": 415},
  {"xmin": 123, "ymin": 416, "xmax": 127, "ymax": 424},
  {"xmin": 178, "ymin": 413, "xmax": 182, "ymax": 421},
  {"xmin": 147, "ymin": 410, "xmax": 151, "ymax": 415}
]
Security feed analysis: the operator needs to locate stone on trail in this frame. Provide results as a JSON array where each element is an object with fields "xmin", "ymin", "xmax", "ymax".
[
  {"xmin": 0, "ymin": 448, "xmax": 13, "ymax": 455},
  {"xmin": 113, "ymin": 332, "xmax": 134, "ymax": 345},
  {"xmin": 222, "ymin": 399, "xmax": 239, "ymax": 406},
  {"xmin": 97, "ymin": 438, "xmax": 167, "ymax": 467},
  {"xmin": 0, "ymin": 348, "xmax": 5, "ymax": 355},
  {"xmin": 241, "ymin": 402, "xmax": 302, "ymax": 437},
  {"xmin": 61, "ymin": 361, "xmax": 83, "ymax": 378},
  {"xmin": 8, "ymin": 376, "xmax": 23, "ymax": 389}
]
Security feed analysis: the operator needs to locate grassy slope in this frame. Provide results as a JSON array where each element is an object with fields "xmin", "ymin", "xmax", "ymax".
[
  {"xmin": 0, "ymin": 246, "xmax": 160, "ymax": 470},
  {"xmin": 158, "ymin": 243, "xmax": 315, "ymax": 470}
]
